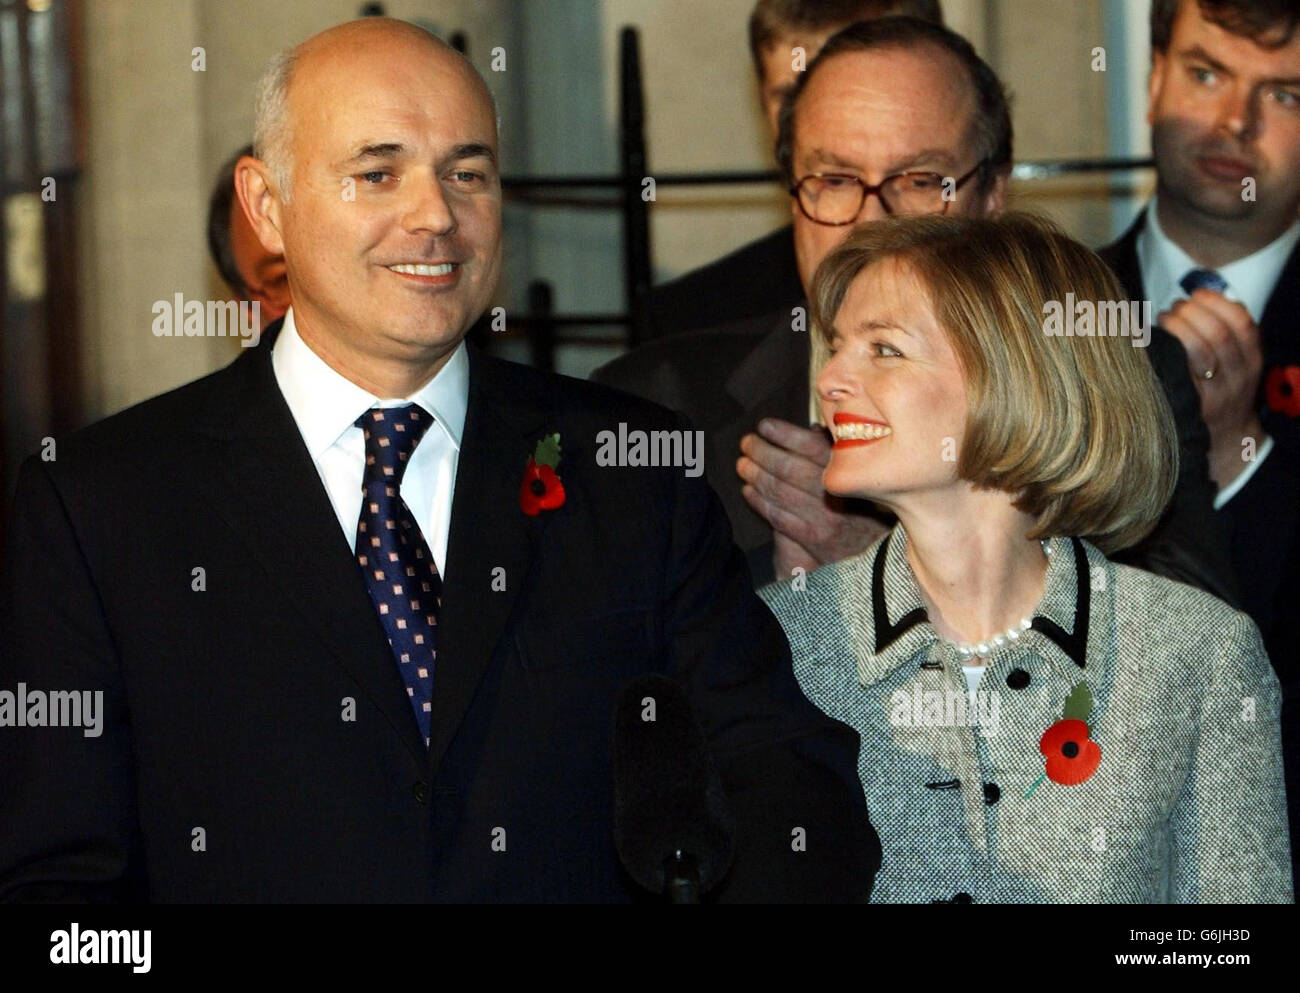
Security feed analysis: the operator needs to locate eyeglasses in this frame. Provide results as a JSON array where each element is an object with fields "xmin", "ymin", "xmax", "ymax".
[{"xmin": 790, "ymin": 160, "xmax": 988, "ymax": 225}]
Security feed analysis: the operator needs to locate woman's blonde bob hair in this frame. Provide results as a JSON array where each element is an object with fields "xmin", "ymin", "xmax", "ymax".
[{"xmin": 809, "ymin": 212, "xmax": 1177, "ymax": 554}]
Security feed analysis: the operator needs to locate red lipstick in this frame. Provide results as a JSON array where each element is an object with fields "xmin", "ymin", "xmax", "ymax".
[{"xmin": 831, "ymin": 412, "xmax": 891, "ymax": 449}]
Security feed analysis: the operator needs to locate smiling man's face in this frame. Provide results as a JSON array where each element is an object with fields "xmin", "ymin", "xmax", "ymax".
[{"xmin": 248, "ymin": 22, "xmax": 503, "ymax": 391}]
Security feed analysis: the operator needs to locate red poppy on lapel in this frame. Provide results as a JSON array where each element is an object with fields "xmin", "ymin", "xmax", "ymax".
[
  {"xmin": 1025, "ymin": 682, "xmax": 1100, "ymax": 797},
  {"xmin": 520, "ymin": 433, "xmax": 565, "ymax": 515},
  {"xmin": 1039, "ymin": 718, "xmax": 1102, "ymax": 786},
  {"xmin": 1265, "ymin": 366, "xmax": 1300, "ymax": 418}
]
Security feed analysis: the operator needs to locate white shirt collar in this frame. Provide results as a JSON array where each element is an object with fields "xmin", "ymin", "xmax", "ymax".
[
  {"xmin": 271, "ymin": 307, "xmax": 468, "ymax": 459},
  {"xmin": 1137, "ymin": 195, "xmax": 1300, "ymax": 323}
]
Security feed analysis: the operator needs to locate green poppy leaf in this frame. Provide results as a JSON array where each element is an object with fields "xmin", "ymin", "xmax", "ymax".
[
  {"xmin": 534, "ymin": 433, "xmax": 562, "ymax": 469},
  {"xmin": 1062, "ymin": 681, "xmax": 1093, "ymax": 722}
]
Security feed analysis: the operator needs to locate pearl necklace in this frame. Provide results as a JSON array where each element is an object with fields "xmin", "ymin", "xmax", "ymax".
[
  {"xmin": 951, "ymin": 617, "xmax": 1032, "ymax": 661},
  {"xmin": 949, "ymin": 540, "xmax": 1052, "ymax": 662}
]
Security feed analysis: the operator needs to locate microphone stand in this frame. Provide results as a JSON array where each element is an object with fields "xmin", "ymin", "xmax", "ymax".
[{"xmin": 664, "ymin": 850, "xmax": 701, "ymax": 904}]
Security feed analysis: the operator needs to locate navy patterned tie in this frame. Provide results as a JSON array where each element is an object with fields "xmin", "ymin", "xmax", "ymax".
[
  {"xmin": 1180, "ymin": 268, "xmax": 1228, "ymax": 296},
  {"xmin": 354, "ymin": 404, "xmax": 441, "ymax": 748}
]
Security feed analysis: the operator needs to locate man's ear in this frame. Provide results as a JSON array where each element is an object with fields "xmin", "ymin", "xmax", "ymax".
[
  {"xmin": 981, "ymin": 166, "xmax": 1011, "ymax": 216},
  {"xmin": 235, "ymin": 156, "xmax": 286, "ymax": 257},
  {"xmin": 1147, "ymin": 51, "xmax": 1166, "ymax": 128}
]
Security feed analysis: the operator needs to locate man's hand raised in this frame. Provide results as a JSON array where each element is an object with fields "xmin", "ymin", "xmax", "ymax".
[
  {"xmin": 1159, "ymin": 289, "xmax": 1265, "ymax": 490},
  {"xmin": 737, "ymin": 417, "xmax": 890, "ymax": 579}
]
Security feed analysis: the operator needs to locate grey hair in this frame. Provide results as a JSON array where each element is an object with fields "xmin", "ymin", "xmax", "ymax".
[
  {"xmin": 253, "ymin": 47, "xmax": 299, "ymax": 202},
  {"xmin": 251, "ymin": 30, "xmax": 503, "ymax": 203}
]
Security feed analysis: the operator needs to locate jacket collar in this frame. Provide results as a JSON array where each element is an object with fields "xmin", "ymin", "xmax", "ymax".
[
  {"xmin": 723, "ymin": 306, "xmax": 810, "ymax": 414},
  {"xmin": 847, "ymin": 524, "xmax": 1100, "ymax": 686},
  {"xmin": 1106, "ymin": 206, "xmax": 1300, "ymax": 357},
  {"xmin": 271, "ymin": 307, "xmax": 468, "ymax": 462},
  {"xmin": 1100, "ymin": 213, "xmax": 1146, "ymax": 302},
  {"xmin": 1259, "ymin": 230, "xmax": 1300, "ymax": 358},
  {"xmin": 1137, "ymin": 198, "xmax": 1300, "ymax": 324},
  {"xmin": 428, "ymin": 344, "xmax": 554, "ymax": 773}
]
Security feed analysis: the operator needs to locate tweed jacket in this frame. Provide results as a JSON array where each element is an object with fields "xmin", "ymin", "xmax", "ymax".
[{"xmin": 759, "ymin": 525, "xmax": 1293, "ymax": 903}]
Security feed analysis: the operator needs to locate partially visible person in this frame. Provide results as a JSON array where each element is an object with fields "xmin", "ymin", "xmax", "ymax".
[
  {"xmin": 1098, "ymin": 0, "xmax": 1300, "ymax": 895},
  {"xmin": 761, "ymin": 212, "xmax": 1292, "ymax": 903},
  {"xmin": 208, "ymin": 143, "xmax": 291, "ymax": 331},
  {"xmin": 1099, "ymin": 0, "xmax": 1300, "ymax": 645},
  {"xmin": 752, "ymin": 0, "xmax": 942, "ymax": 140},
  {"xmin": 646, "ymin": 0, "xmax": 944, "ymax": 341},
  {"xmin": 597, "ymin": 17, "xmax": 1234, "ymax": 614}
]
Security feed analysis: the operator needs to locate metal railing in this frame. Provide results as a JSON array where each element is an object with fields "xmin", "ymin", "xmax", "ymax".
[{"xmin": 483, "ymin": 27, "xmax": 1155, "ymax": 370}]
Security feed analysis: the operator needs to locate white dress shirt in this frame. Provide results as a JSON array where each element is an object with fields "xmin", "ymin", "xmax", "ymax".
[
  {"xmin": 271, "ymin": 308, "xmax": 468, "ymax": 575},
  {"xmin": 1136, "ymin": 197, "xmax": 1298, "ymax": 508},
  {"xmin": 1136, "ymin": 196, "xmax": 1300, "ymax": 323}
]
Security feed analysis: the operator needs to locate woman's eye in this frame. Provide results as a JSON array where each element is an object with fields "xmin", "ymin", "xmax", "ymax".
[{"xmin": 874, "ymin": 342, "xmax": 902, "ymax": 357}]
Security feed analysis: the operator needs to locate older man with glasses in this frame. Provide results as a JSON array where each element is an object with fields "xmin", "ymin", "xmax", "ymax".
[
  {"xmin": 643, "ymin": 0, "xmax": 946, "ymax": 342},
  {"xmin": 788, "ymin": 162, "xmax": 987, "ymax": 226},
  {"xmin": 595, "ymin": 16, "xmax": 1234, "ymax": 605}
]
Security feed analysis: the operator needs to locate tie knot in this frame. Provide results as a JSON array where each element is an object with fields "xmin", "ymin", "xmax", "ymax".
[
  {"xmin": 1180, "ymin": 268, "xmax": 1227, "ymax": 296},
  {"xmin": 357, "ymin": 404, "xmax": 434, "ymax": 487}
]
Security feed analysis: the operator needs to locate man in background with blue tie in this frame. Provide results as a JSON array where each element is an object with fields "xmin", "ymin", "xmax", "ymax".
[
  {"xmin": 0, "ymin": 17, "xmax": 876, "ymax": 903},
  {"xmin": 1099, "ymin": 0, "xmax": 1300, "ymax": 889},
  {"xmin": 1101, "ymin": 0, "xmax": 1300, "ymax": 640}
]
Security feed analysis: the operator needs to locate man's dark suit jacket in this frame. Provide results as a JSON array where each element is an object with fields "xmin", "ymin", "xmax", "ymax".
[
  {"xmin": 1099, "ymin": 212, "xmax": 1300, "ymax": 643},
  {"xmin": 1101, "ymin": 212, "xmax": 1300, "ymax": 892},
  {"xmin": 593, "ymin": 302, "xmax": 1239, "ymax": 600},
  {"xmin": 646, "ymin": 225, "xmax": 802, "ymax": 340},
  {"xmin": 0, "ymin": 324, "xmax": 878, "ymax": 903},
  {"xmin": 595, "ymin": 312, "xmax": 805, "ymax": 584}
]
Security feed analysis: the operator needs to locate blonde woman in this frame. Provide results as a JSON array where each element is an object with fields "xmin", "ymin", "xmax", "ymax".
[{"xmin": 759, "ymin": 213, "xmax": 1292, "ymax": 903}]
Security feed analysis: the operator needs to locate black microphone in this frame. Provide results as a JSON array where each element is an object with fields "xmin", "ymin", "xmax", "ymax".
[{"xmin": 612, "ymin": 673, "xmax": 735, "ymax": 902}]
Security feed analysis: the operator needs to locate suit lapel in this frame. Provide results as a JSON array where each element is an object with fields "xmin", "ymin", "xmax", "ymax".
[
  {"xmin": 704, "ymin": 311, "xmax": 813, "ymax": 561},
  {"xmin": 723, "ymin": 308, "xmax": 812, "ymax": 426},
  {"xmin": 1100, "ymin": 214, "xmax": 1147, "ymax": 302},
  {"xmin": 184, "ymin": 341, "xmax": 429, "ymax": 761},
  {"xmin": 429, "ymin": 346, "xmax": 552, "ymax": 774},
  {"xmin": 1257, "ymin": 240, "xmax": 1300, "ymax": 461},
  {"xmin": 1260, "ymin": 240, "xmax": 1300, "ymax": 363},
  {"xmin": 183, "ymin": 340, "xmax": 560, "ymax": 771}
]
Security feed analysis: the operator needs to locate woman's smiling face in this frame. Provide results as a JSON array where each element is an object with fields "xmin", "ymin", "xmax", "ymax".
[{"xmin": 816, "ymin": 257, "xmax": 969, "ymax": 508}]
